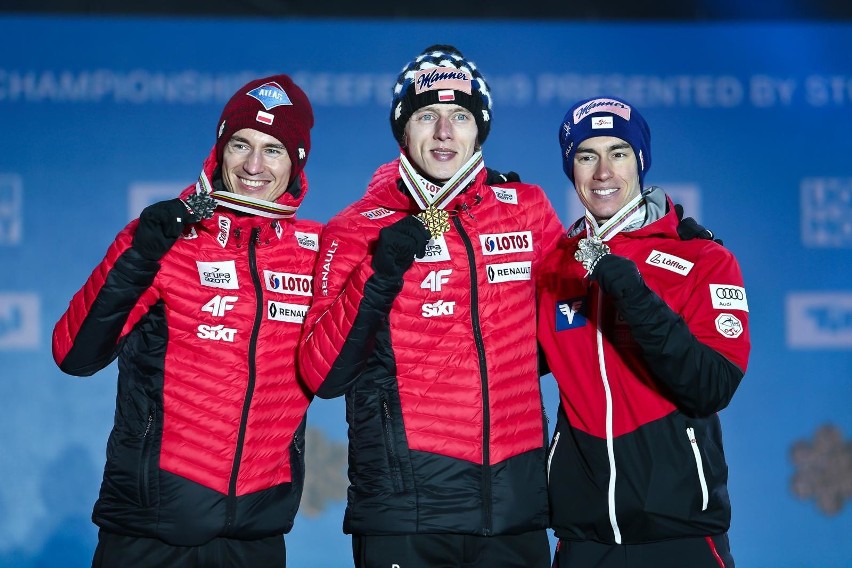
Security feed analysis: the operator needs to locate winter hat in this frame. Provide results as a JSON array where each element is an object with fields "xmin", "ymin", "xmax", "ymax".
[
  {"xmin": 215, "ymin": 74, "xmax": 314, "ymax": 184},
  {"xmin": 390, "ymin": 44, "xmax": 493, "ymax": 146},
  {"xmin": 558, "ymin": 96, "xmax": 651, "ymax": 187}
]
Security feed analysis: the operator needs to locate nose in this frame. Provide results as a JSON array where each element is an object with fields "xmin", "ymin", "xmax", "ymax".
[
  {"xmin": 594, "ymin": 158, "xmax": 613, "ymax": 181},
  {"xmin": 243, "ymin": 148, "xmax": 264, "ymax": 175},
  {"xmin": 433, "ymin": 115, "xmax": 452, "ymax": 141}
]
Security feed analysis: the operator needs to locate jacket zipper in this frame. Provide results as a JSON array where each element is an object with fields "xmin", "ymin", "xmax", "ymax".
[
  {"xmin": 138, "ymin": 410, "xmax": 154, "ymax": 507},
  {"xmin": 381, "ymin": 397, "xmax": 403, "ymax": 493},
  {"xmin": 225, "ymin": 227, "xmax": 263, "ymax": 532},
  {"xmin": 686, "ymin": 427, "xmax": 709, "ymax": 511},
  {"xmin": 595, "ymin": 286, "xmax": 622, "ymax": 544},
  {"xmin": 547, "ymin": 431, "xmax": 560, "ymax": 483},
  {"xmin": 452, "ymin": 214, "xmax": 492, "ymax": 535}
]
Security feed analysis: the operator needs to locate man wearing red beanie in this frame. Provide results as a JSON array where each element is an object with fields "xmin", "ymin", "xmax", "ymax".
[{"xmin": 53, "ymin": 75, "xmax": 319, "ymax": 567}]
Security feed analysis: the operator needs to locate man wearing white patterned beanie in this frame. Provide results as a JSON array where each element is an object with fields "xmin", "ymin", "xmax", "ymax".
[{"xmin": 298, "ymin": 44, "xmax": 563, "ymax": 567}]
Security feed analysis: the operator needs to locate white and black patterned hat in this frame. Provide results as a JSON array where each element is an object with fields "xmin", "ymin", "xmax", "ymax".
[{"xmin": 390, "ymin": 44, "xmax": 493, "ymax": 146}]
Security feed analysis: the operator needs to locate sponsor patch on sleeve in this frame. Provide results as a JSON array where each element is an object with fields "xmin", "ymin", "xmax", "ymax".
[
  {"xmin": 715, "ymin": 313, "xmax": 744, "ymax": 338},
  {"xmin": 709, "ymin": 284, "xmax": 749, "ymax": 312},
  {"xmin": 361, "ymin": 207, "xmax": 394, "ymax": 220}
]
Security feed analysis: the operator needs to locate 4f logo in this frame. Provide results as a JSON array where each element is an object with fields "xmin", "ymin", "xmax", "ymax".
[
  {"xmin": 421, "ymin": 269, "xmax": 452, "ymax": 292},
  {"xmin": 201, "ymin": 295, "xmax": 237, "ymax": 317},
  {"xmin": 197, "ymin": 324, "xmax": 237, "ymax": 342}
]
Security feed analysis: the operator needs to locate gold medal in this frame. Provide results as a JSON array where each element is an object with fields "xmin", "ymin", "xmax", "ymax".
[{"xmin": 417, "ymin": 206, "xmax": 451, "ymax": 239}]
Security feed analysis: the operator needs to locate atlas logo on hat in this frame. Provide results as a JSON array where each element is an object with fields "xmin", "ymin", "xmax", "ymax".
[
  {"xmin": 247, "ymin": 82, "xmax": 294, "ymax": 110},
  {"xmin": 215, "ymin": 74, "xmax": 314, "ymax": 185}
]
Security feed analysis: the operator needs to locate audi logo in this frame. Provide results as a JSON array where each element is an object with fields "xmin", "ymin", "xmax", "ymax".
[{"xmin": 715, "ymin": 287, "xmax": 744, "ymax": 300}]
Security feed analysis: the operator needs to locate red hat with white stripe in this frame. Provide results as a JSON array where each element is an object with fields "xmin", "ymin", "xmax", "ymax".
[{"xmin": 215, "ymin": 74, "xmax": 313, "ymax": 184}]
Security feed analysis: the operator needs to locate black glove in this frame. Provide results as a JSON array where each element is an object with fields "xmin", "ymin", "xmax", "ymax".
[
  {"xmin": 372, "ymin": 216, "xmax": 431, "ymax": 278},
  {"xmin": 485, "ymin": 167, "xmax": 521, "ymax": 184},
  {"xmin": 589, "ymin": 254, "xmax": 643, "ymax": 301},
  {"xmin": 131, "ymin": 198, "xmax": 188, "ymax": 261},
  {"xmin": 675, "ymin": 203, "xmax": 723, "ymax": 246}
]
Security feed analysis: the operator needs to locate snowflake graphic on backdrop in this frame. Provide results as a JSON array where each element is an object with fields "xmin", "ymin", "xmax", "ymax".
[
  {"xmin": 300, "ymin": 427, "xmax": 348, "ymax": 517},
  {"xmin": 790, "ymin": 423, "xmax": 852, "ymax": 516}
]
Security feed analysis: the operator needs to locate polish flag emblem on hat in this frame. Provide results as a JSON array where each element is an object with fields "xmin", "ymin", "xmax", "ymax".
[
  {"xmin": 256, "ymin": 110, "xmax": 275, "ymax": 125},
  {"xmin": 438, "ymin": 90, "xmax": 455, "ymax": 102}
]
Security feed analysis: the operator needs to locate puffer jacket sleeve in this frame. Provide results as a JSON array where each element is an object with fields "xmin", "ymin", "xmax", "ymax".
[
  {"xmin": 298, "ymin": 212, "xmax": 403, "ymax": 398},
  {"xmin": 601, "ymin": 244, "xmax": 750, "ymax": 416},
  {"xmin": 52, "ymin": 221, "xmax": 161, "ymax": 376}
]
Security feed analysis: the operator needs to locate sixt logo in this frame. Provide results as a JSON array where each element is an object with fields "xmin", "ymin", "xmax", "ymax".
[
  {"xmin": 480, "ymin": 231, "xmax": 533, "ymax": 255},
  {"xmin": 786, "ymin": 292, "xmax": 852, "ymax": 349}
]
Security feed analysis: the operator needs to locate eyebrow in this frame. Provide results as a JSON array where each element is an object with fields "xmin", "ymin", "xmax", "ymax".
[
  {"xmin": 230, "ymin": 135, "xmax": 286, "ymax": 150},
  {"xmin": 577, "ymin": 141, "xmax": 632, "ymax": 153}
]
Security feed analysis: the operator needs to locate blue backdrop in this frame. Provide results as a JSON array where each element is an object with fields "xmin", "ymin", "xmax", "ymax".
[{"xmin": 0, "ymin": 15, "xmax": 850, "ymax": 567}]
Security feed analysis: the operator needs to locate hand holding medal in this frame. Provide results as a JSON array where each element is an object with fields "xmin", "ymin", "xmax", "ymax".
[
  {"xmin": 575, "ymin": 236, "xmax": 611, "ymax": 275},
  {"xmin": 181, "ymin": 192, "xmax": 217, "ymax": 223}
]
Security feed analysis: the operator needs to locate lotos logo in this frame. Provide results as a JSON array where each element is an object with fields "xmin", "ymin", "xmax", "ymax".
[
  {"xmin": 265, "ymin": 271, "xmax": 313, "ymax": 297},
  {"xmin": 480, "ymin": 231, "xmax": 533, "ymax": 256}
]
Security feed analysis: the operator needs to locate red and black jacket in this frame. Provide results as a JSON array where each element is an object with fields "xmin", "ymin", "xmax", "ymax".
[
  {"xmin": 538, "ymin": 193, "xmax": 751, "ymax": 544},
  {"xmin": 298, "ymin": 160, "xmax": 564, "ymax": 536},
  {"xmin": 52, "ymin": 148, "xmax": 320, "ymax": 546}
]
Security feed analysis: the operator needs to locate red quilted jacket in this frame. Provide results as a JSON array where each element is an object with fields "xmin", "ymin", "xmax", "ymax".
[
  {"xmin": 52, "ymin": 147, "xmax": 319, "ymax": 546},
  {"xmin": 298, "ymin": 160, "xmax": 564, "ymax": 536}
]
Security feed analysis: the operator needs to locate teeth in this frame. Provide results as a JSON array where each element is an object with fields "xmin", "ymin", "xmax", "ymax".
[
  {"xmin": 241, "ymin": 179, "xmax": 265, "ymax": 188},
  {"xmin": 593, "ymin": 188, "xmax": 618, "ymax": 196}
]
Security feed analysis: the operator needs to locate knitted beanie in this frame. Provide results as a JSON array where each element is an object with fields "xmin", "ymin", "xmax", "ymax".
[
  {"xmin": 558, "ymin": 96, "xmax": 652, "ymax": 187},
  {"xmin": 390, "ymin": 44, "xmax": 492, "ymax": 146},
  {"xmin": 215, "ymin": 75, "xmax": 313, "ymax": 184}
]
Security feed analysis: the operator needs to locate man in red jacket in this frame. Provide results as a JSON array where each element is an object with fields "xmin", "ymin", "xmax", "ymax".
[
  {"xmin": 538, "ymin": 96, "xmax": 751, "ymax": 567},
  {"xmin": 298, "ymin": 45, "xmax": 563, "ymax": 567},
  {"xmin": 52, "ymin": 75, "xmax": 320, "ymax": 568}
]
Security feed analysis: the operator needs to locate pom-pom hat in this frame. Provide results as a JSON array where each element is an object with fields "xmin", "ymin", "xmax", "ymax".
[
  {"xmin": 390, "ymin": 44, "xmax": 493, "ymax": 146},
  {"xmin": 559, "ymin": 96, "xmax": 652, "ymax": 187},
  {"xmin": 215, "ymin": 74, "xmax": 314, "ymax": 185}
]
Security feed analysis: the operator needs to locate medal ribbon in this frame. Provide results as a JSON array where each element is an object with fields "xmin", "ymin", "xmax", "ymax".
[
  {"xmin": 398, "ymin": 151, "xmax": 484, "ymax": 211},
  {"xmin": 584, "ymin": 191, "xmax": 646, "ymax": 241},
  {"xmin": 196, "ymin": 169, "xmax": 299, "ymax": 219}
]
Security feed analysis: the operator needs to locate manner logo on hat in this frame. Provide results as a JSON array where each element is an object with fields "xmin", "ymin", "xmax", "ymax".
[
  {"xmin": 573, "ymin": 98, "xmax": 632, "ymax": 124},
  {"xmin": 247, "ymin": 82, "xmax": 294, "ymax": 110},
  {"xmin": 414, "ymin": 67, "xmax": 472, "ymax": 95}
]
